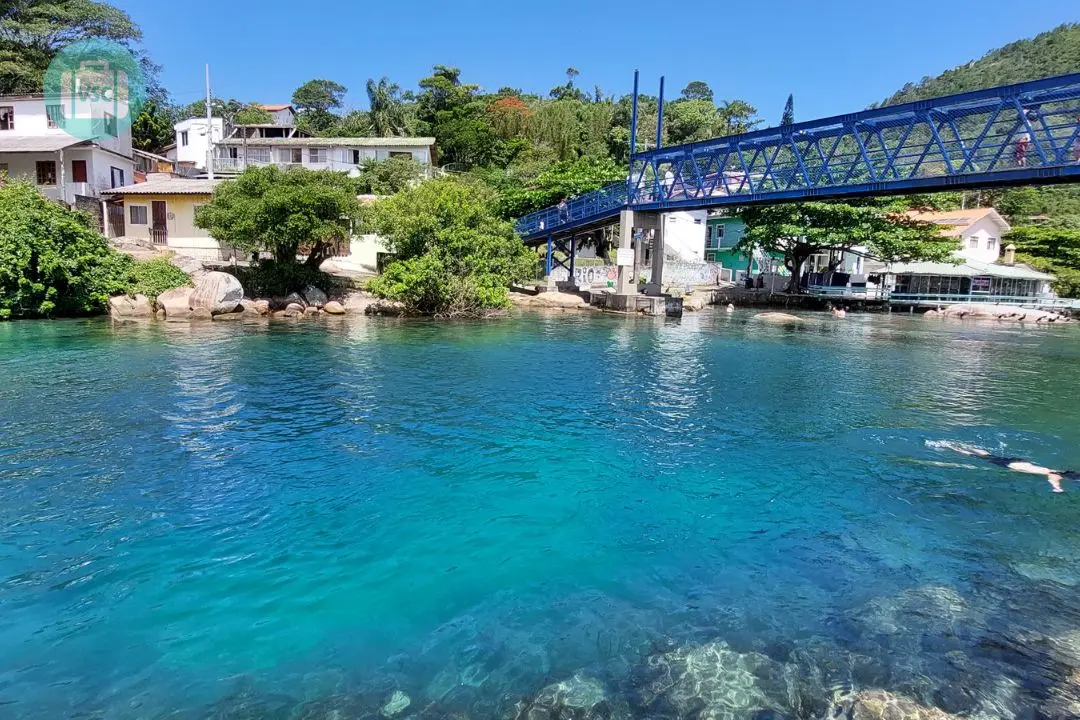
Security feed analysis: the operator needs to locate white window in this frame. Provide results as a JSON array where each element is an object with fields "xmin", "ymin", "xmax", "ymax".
[
  {"xmin": 987, "ymin": 237, "xmax": 998, "ymax": 252},
  {"xmin": 247, "ymin": 148, "xmax": 271, "ymax": 165},
  {"xmin": 46, "ymin": 105, "xmax": 65, "ymax": 129},
  {"xmin": 0, "ymin": 106, "xmax": 13, "ymax": 131},
  {"xmin": 291, "ymin": 148, "xmax": 303, "ymax": 164},
  {"xmin": 110, "ymin": 167, "xmax": 125, "ymax": 188},
  {"xmin": 129, "ymin": 206, "xmax": 148, "ymax": 225},
  {"xmin": 349, "ymin": 149, "xmax": 362, "ymax": 164},
  {"xmin": 308, "ymin": 148, "xmax": 325, "ymax": 164},
  {"xmin": 180, "ymin": 131, "xmax": 189, "ymax": 146},
  {"xmin": 968, "ymin": 237, "xmax": 979, "ymax": 249}
]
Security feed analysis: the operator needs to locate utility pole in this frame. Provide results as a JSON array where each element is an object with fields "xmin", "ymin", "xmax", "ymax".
[{"xmin": 205, "ymin": 64, "xmax": 215, "ymax": 180}]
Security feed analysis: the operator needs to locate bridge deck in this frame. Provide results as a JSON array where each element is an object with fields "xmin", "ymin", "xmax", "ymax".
[{"xmin": 517, "ymin": 73, "xmax": 1080, "ymax": 243}]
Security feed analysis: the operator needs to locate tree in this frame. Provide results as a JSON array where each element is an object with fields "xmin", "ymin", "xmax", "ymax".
[
  {"xmin": 233, "ymin": 104, "xmax": 272, "ymax": 125},
  {"xmin": 737, "ymin": 202, "xmax": 956, "ymax": 292},
  {"xmin": 490, "ymin": 156, "xmax": 625, "ymax": 219},
  {"xmin": 131, "ymin": 98, "xmax": 173, "ymax": 152},
  {"xmin": 681, "ymin": 81, "xmax": 714, "ymax": 103},
  {"xmin": 353, "ymin": 156, "xmax": 425, "ymax": 195},
  {"xmin": 291, "ymin": 78, "xmax": 347, "ymax": 134},
  {"xmin": 195, "ymin": 165, "xmax": 361, "ymax": 269},
  {"xmin": 366, "ymin": 77, "xmax": 405, "ymax": 136},
  {"xmin": 1006, "ymin": 225, "xmax": 1080, "ymax": 297},
  {"xmin": 780, "ymin": 94, "xmax": 794, "ymax": 126},
  {"xmin": 550, "ymin": 67, "xmax": 586, "ymax": 102},
  {"xmin": 0, "ymin": 181, "xmax": 128, "ymax": 317},
  {"xmin": 417, "ymin": 65, "xmax": 504, "ymax": 168},
  {"xmin": 0, "ymin": 0, "xmax": 141, "ymax": 94},
  {"xmin": 365, "ymin": 177, "xmax": 534, "ymax": 315}
]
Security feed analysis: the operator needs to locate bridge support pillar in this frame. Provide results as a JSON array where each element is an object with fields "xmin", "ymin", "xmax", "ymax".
[
  {"xmin": 644, "ymin": 214, "xmax": 665, "ymax": 297},
  {"xmin": 617, "ymin": 210, "xmax": 636, "ymax": 295}
]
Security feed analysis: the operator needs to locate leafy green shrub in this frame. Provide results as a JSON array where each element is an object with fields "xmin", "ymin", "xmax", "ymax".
[
  {"xmin": 226, "ymin": 260, "xmax": 331, "ymax": 298},
  {"xmin": 123, "ymin": 258, "xmax": 190, "ymax": 300},
  {"xmin": 363, "ymin": 176, "xmax": 534, "ymax": 316},
  {"xmin": 0, "ymin": 182, "xmax": 129, "ymax": 319}
]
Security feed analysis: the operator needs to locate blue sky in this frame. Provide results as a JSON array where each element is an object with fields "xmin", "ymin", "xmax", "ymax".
[{"xmin": 113, "ymin": 0, "xmax": 1077, "ymax": 123}]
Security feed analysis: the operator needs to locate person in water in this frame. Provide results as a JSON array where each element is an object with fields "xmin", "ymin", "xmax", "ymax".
[{"xmin": 942, "ymin": 442, "xmax": 1079, "ymax": 492}]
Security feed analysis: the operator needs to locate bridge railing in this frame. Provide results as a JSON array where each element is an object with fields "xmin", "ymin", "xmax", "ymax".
[{"xmin": 516, "ymin": 73, "xmax": 1080, "ymax": 241}]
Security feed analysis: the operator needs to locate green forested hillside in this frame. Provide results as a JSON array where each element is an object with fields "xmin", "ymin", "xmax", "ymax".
[
  {"xmin": 880, "ymin": 23, "xmax": 1080, "ymax": 106},
  {"xmin": 877, "ymin": 24, "xmax": 1080, "ymax": 295}
]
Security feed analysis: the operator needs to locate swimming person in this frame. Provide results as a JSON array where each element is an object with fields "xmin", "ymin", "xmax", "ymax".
[{"xmin": 937, "ymin": 441, "xmax": 1078, "ymax": 492}]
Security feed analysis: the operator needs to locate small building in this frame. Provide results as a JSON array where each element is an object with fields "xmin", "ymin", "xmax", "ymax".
[
  {"xmin": 705, "ymin": 215, "xmax": 784, "ymax": 282},
  {"xmin": 257, "ymin": 104, "xmax": 297, "ymax": 127},
  {"xmin": 0, "ymin": 93, "xmax": 135, "ymax": 210},
  {"xmin": 882, "ymin": 207, "xmax": 1056, "ymax": 304},
  {"xmin": 101, "ymin": 175, "xmax": 226, "ymax": 260},
  {"xmin": 172, "ymin": 117, "xmax": 225, "ymax": 170}
]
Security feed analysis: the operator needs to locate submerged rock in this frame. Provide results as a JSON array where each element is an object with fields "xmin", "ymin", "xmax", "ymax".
[
  {"xmin": 831, "ymin": 690, "xmax": 961, "ymax": 720},
  {"xmin": 637, "ymin": 641, "xmax": 776, "ymax": 719},
  {"xmin": 108, "ymin": 293, "xmax": 154, "ymax": 319},
  {"xmin": 190, "ymin": 271, "xmax": 244, "ymax": 315},
  {"xmin": 847, "ymin": 585, "xmax": 973, "ymax": 637},
  {"xmin": 753, "ymin": 312, "xmax": 804, "ymax": 324},
  {"xmin": 514, "ymin": 673, "xmax": 615, "ymax": 720},
  {"xmin": 381, "ymin": 690, "xmax": 411, "ymax": 717}
]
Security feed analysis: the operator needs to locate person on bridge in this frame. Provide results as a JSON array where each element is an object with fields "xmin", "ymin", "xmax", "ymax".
[
  {"xmin": 937, "ymin": 441, "xmax": 1078, "ymax": 493},
  {"xmin": 557, "ymin": 199, "xmax": 569, "ymax": 224},
  {"xmin": 1015, "ymin": 131, "xmax": 1031, "ymax": 167}
]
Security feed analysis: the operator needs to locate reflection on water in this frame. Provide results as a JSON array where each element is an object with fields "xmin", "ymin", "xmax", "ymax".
[{"xmin": 1, "ymin": 312, "xmax": 1080, "ymax": 718}]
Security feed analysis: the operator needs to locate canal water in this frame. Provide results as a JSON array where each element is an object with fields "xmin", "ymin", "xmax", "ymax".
[{"xmin": 2, "ymin": 311, "xmax": 1080, "ymax": 718}]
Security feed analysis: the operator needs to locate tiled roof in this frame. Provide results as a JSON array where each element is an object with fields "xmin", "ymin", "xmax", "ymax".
[
  {"xmin": 216, "ymin": 136, "xmax": 435, "ymax": 148},
  {"xmin": 907, "ymin": 208, "xmax": 1011, "ymax": 237},
  {"xmin": 102, "ymin": 178, "xmax": 222, "ymax": 196}
]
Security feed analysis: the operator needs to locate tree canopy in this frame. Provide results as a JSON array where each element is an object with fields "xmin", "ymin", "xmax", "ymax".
[
  {"xmin": 365, "ymin": 177, "xmax": 534, "ymax": 315},
  {"xmin": 0, "ymin": 0, "xmax": 140, "ymax": 94},
  {"xmin": 195, "ymin": 166, "xmax": 361, "ymax": 269},
  {"xmin": 737, "ymin": 202, "xmax": 957, "ymax": 292},
  {"xmin": 292, "ymin": 78, "xmax": 348, "ymax": 134}
]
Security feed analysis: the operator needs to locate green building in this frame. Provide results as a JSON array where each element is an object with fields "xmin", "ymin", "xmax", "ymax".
[{"xmin": 705, "ymin": 216, "xmax": 767, "ymax": 280}]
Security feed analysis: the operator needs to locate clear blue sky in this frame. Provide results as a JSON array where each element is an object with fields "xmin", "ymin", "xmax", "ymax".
[{"xmin": 113, "ymin": 0, "xmax": 1077, "ymax": 123}]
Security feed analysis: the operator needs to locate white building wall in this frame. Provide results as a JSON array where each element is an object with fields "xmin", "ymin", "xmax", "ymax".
[
  {"xmin": 0, "ymin": 146, "xmax": 131, "ymax": 203},
  {"xmin": 1, "ymin": 97, "xmax": 132, "ymax": 158},
  {"xmin": 955, "ymin": 216, "xmax": 1005, "ymax": 263},
  {"xmin": 662, "ymin": 210, "xmax": 708, "ymax": 263},
  {"xmin": 174, "ymin": 117, "xmax": 224, "ymax": 168}
]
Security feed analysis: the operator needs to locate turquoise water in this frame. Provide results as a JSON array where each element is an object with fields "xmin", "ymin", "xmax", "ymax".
[{"xmin": 3, "ymin": 311, "xmax": 1080, "ymax": 718}]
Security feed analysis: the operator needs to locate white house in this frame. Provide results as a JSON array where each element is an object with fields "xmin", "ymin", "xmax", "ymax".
[
  {"xmin": 170, "ymin": 117, "xmax": 225, "ymax": 170},
  {"xmin": 0, "ymin": 93, "xmax": 134, "ymax": 209},
  {"xmin": 906, "ymin": 208, "xmax": 1009, "ymax": 263},
  {"xmin": 212, "ymin": 136, "xmax": 437, "ymax": 175}
]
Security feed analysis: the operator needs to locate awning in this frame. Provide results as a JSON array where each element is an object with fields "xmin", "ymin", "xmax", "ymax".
[
  {"xmin": 0, "ymin": 135, "xmax": 89, "ymax": 153},
  {"xmin": 886, "ymin": 258, "xmax": 1054, "ymax": 281}
]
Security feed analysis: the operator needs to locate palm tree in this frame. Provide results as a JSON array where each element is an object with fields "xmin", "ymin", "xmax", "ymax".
[{"xmin": 366, "ymin": 77, "xmax": 404, "ymax": 137}]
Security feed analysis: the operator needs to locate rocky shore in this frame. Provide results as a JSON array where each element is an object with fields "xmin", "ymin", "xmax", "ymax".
[{"xmin": 107, "ymin": 271, "xmax": 405, "ymax": 323}]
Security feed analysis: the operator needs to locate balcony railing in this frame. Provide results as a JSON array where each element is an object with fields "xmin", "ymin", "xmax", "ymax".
[{"xmin": 803, "ymin": 285, "xmax": 1080, "ymax": 309}]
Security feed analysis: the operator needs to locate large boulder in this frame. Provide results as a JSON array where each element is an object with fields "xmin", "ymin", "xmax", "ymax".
[
  {"xmin": 323, "ymin": 301, "xmax": 346, "ymax": 315},
  {"xmin": 637, "ymin": 641, "xmax": 775, "ymax": 719},
  {"xmin": 514, "ymin": 673, "xmax": 614, "ymax": 720},
  {"xmin": 109, "ymin": 294, "xmax": 154, "ymax": 319},
  {"xmin": 157, "ymin": 287, "xmax": 194, "ymax": 321},
  {"xmin": 302, "ymin": 285, "xmax": 329, "ymax": 308},
  {"xmin": 754, "ymin": 312, "xmax": 805, "ymax": 324},
  {"xmin": 831, "ymin": 690, "xmax": 961, "ymax": 720},
  {"xmin": 190, "ymin": 271, "xmax": 244, "ymax": 315},
  {"xmin": 283, "ymin": 292, "xmax": 307, "ymax": 309}
]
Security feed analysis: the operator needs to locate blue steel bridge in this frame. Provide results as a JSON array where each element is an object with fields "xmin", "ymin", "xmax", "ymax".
[{"xmin": 515, "ymin": 73, "xmax": 1080, "ymax": 248}]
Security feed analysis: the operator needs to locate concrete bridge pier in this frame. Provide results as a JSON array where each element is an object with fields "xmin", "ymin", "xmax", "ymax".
[
  {"xmin": 605, "ymin": 210, "xmax": 679, "ymax": 315},
  {"xmin": 642, "ymin": 212, "xmax": 664, "ymax": 297}
]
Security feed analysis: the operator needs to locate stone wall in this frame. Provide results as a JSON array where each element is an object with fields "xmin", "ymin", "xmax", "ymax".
[{"xmin": 551, "ymin": 262, "xmax": 725, "ymax": 288}]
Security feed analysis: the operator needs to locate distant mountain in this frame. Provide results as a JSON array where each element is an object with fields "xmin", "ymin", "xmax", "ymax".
[{"xmin": 879, "ymin": 23, "xmax": 1080, "ymax": 107}]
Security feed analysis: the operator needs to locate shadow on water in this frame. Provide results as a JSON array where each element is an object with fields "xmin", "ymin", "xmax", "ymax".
[{"xmin": 1, "ymin": 312, "xmax": 1080, "ymax": 717}]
